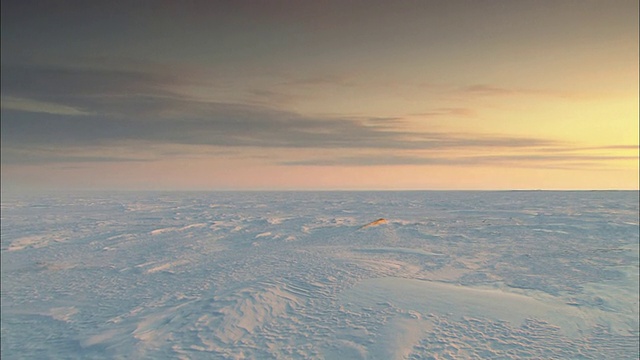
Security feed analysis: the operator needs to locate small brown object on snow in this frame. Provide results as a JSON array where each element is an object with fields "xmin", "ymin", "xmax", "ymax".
[{"xmin": 359, "ymin": 218, "xmax": 388, "ymax": 229}]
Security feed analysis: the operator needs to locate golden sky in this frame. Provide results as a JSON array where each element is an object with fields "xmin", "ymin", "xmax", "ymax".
[{"xmin": 1, "ymin": 0, "xmax": 638, "ymax": 191}]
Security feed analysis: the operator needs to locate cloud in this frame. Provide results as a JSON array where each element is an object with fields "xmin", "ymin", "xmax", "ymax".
[
  {"xmin": 2, "ymin": 63, "xmax": 591, "ymax": 169},
  {"xmin": 0, "ymin": 64, "xmax": 181, "ymax": 115},
  {"xmin": 1, "ymin": 96, "xmax": 91, "ymax": 116},
  {"xmin": 1, "ymin": 64, "xmax": 561, "ymax": 154},
  {"xmin": 281, "ymin": 153, "xmax": 638, "ymax": 169},
  {"xmin": 246, "ymin": 89, "xmax": 300, "ymax": 106},
  {"xmin": 0, "ymin": 147, "xmax": 151, "ymax": 165},
  {"xmin": 412, "ymin": 107, "xmax": 476, "ymax": 118},
  {"xmin": 456, "ymin": 84, "xmax": 565, "ymax": 98},
  {"xmin": 1, "ymin": 64, "xmax": 176, "ymax": 97},
  {"xmin": 1, "ymin": 106, "xmax": 558, "ymax": 152},
  {"xmin": 460, "ymin": 84, "xmax": 515, "ymax": 96},
  {"xmin": 539, "ymin": 145, "xmax": 639, "ymax": 152},
  {"xmin": 283, "ymin": 74, "xmax": 357, "ymax": 87}
]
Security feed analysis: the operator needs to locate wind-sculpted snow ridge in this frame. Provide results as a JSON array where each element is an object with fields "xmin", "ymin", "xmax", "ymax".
[{"xmin": 1, "ymin": 191, "xmax": 639, "ymax": 359}]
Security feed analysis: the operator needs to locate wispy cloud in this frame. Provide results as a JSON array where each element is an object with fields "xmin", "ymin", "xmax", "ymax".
[
  {"xmin": 1, "ymin": 64, "xmax": 560, "ymax": 159},
  {"xmin": 1, "ymin": 106, "xmax": 557, "ymax": 151},
  {"xmin": 455, "ymin": 84, "xmax": 569, "ymax": 98},
  {"xmin": 459, "ymin": 84, "xmax": 515, "ymax": 96},
  {"xmin": 1, "ymin": 64, "xmax": 178, "ymax": 98},
  {"xmin": 411, "ymin": 107, "xmax": 476, "ymax": 118},
  {"xmin": 2, "ymin": 63, "xmax": 629, "ymax": 172},
  {"xmin": 0, "ymin": 147, "xmax": 152, "ymax": 165},
  {"xmin": 282, "ymin": 74, "xmax": 357, "ymax": 88},
  {"xmin": 282, "ymin": 153, "xmax": 637, "ymax": 169},
  {"xmin": 538, "ymin": 145, "xmax": 639, "ymax": 152},
  {"xmin": 1, "ymin": 96, "xmax": 91, "ymax": 116}
]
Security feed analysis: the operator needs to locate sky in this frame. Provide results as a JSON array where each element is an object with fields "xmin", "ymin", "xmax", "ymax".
[{"xmin": 1, "ymin": 0, "xmax": 638, "ymax": 191}]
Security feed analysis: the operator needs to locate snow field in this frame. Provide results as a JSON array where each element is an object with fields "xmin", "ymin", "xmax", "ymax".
[{"xmin": 1, "ymin": 191, "xmax": 638, "ymax": 359}]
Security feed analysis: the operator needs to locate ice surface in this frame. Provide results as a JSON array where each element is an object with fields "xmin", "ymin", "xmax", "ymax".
[{"xmin": 1, "ymin": 191, "xmax": 638, "ymax": 359}]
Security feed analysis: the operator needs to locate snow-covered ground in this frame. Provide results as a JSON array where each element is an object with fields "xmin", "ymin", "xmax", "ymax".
[{"xmin": 1, "ymin": 191, "xmax": 638, "ymax": 359}]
